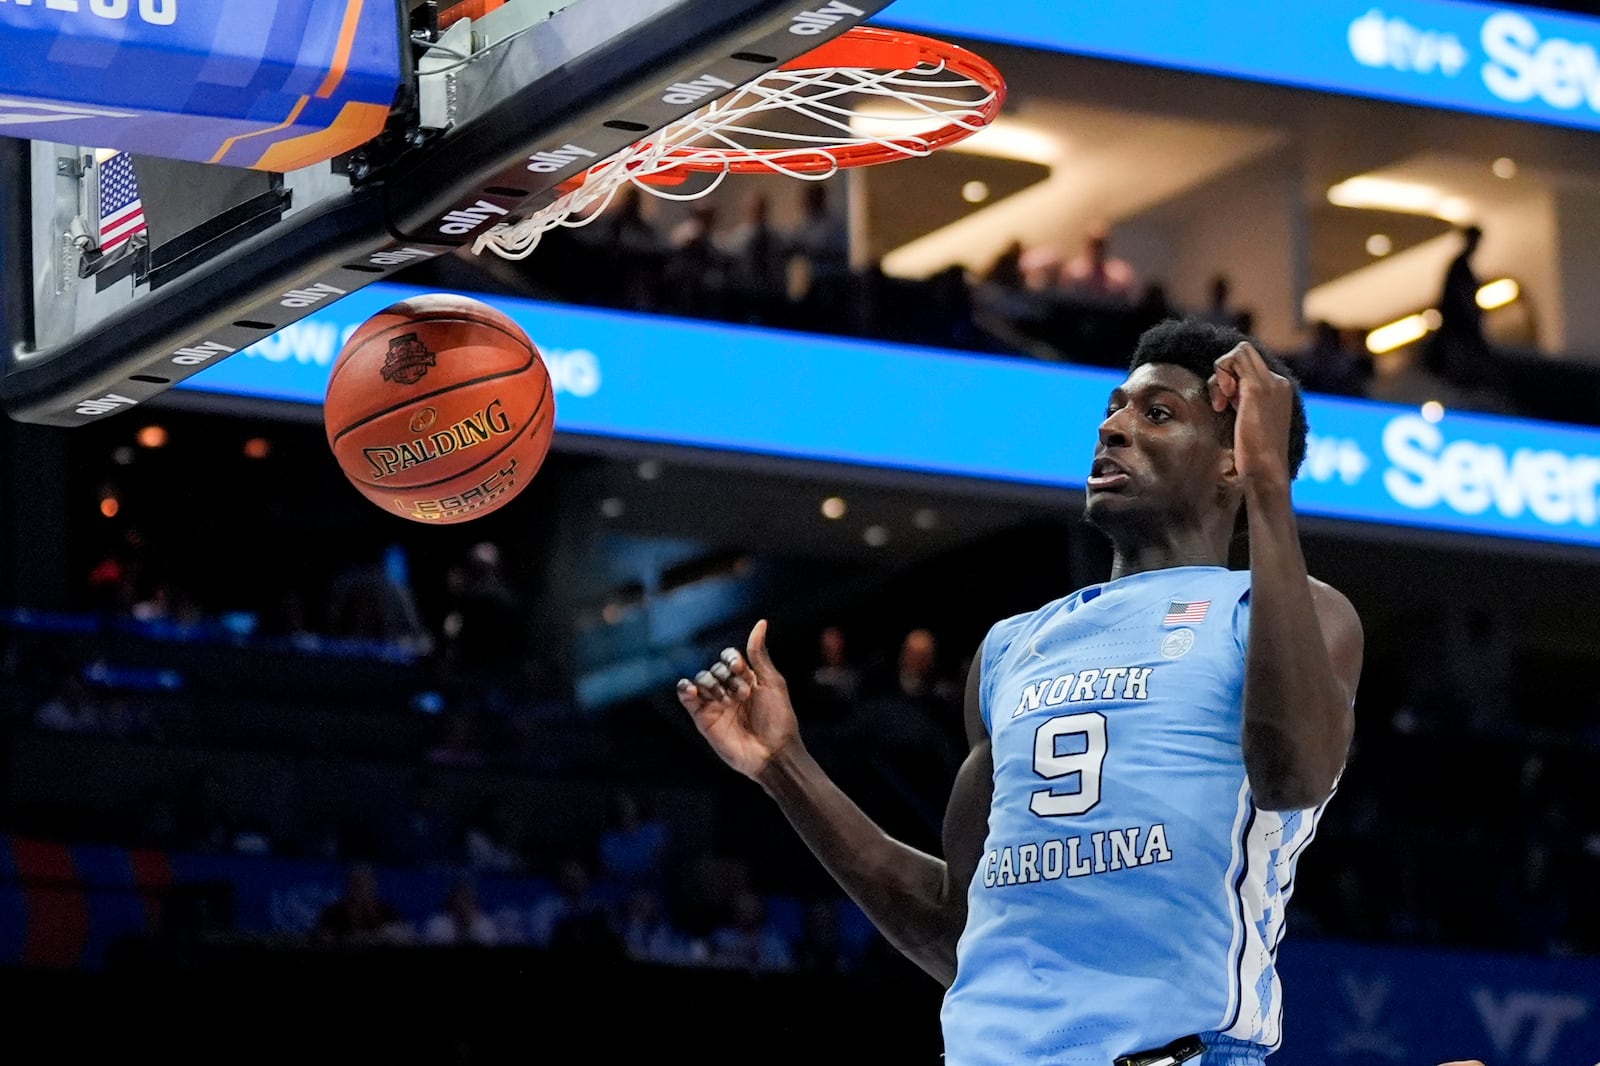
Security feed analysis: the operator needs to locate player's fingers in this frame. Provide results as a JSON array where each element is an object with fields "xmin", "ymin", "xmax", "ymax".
[
  {"xmin": 725, "ymin": 669, "xmax": 753, "ymax": 701},
  {"xmin": 709, "ymin": 661, "xmax": 736, "ymax": 688},
  {"xmin": 1231, "ymin": 341, "xmax": 1281, "ymax": 390},
  {"xmin": 1205, "ymin": 374, "xmax": 1229, "ymax": 413},
  {"xmin": 721, "ymin": 646, "xmax": 755, "ymax": 682},
  {"xmin": 675, "ymin": 678, "xmax": 704, "ymax": 713},
  {"xmin": 1236, "ymin": 340, "xmax": 1272, "ymax": 376},
  {"xmin": 695, "ymin": 668, "xmax": 728, "ymax": 703},
  {"xmin": 1211, "ymin": 363, "xmax": 1241, "ymax": 409},
  {"xmin": 749, "ymin": 621, "xmax": 784, "ymax": 683},
  {"xmin": 747, "ymin": 619, "xmax": 779, "ymax": 679}
]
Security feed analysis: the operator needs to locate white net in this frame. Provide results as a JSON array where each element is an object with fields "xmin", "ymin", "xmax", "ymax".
[{"xmin": 472, "ymin": 44, "xmax": 1000, "ymax": 261}]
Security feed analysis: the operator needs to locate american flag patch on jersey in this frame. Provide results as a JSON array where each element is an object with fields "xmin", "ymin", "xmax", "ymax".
[{"xmin": 1162, "ymin": 600, "xmax": 1210, "ymax": 625}]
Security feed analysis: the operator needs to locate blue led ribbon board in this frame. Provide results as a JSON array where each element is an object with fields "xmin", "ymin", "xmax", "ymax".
[
  {"xmin": 882, "ymin": 0, "xmax": 1600, "ymax": 134},
  {"xmin": 181, "ymin": 284, "xmax": 1600, "ymax": 550}
]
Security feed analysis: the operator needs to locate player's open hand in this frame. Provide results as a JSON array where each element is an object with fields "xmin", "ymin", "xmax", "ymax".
[
  {"xmin": 676, "ymin": 620, "xmax": 800, "ymax": 781},
  {"xmin": 1207, "ymin": 340, "xmax": 1294, "ymax": 494}
]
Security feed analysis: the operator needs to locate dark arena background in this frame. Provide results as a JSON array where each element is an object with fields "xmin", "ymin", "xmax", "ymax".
[{"xmin": 3, "ymin": 1, "xmax": 1600, "ymax": 1063}]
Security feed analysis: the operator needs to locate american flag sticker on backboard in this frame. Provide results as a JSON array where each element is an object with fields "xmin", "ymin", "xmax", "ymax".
[
  {"xmin": 97, "ymin": 151, "xmax": 147, "ymax": 253},
  {"xmin": 1163, "ymin": 600, "xmax": 1210, "ymax": 625}
]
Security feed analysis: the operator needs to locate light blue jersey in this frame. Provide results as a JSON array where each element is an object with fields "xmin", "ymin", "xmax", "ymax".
[{"xmin": 941, "ymin": 566, "xmax": 1328, "ymax": 1066}]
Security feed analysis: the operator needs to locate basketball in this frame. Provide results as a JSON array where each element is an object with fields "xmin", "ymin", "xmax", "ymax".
[{"xmin": 323, "ymin": 293, "xmax": 554, "ymax": 524}]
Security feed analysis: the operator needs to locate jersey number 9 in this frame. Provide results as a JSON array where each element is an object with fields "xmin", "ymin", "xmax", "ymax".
[{"xmin": 1028, "ymin": 712, "xmax": 1108, "ymax": 817}]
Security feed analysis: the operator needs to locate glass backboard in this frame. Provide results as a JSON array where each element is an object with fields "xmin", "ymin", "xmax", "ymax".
[{"xmin": 0, "ymin": 0, "xmax": 891, "ymax": 426}]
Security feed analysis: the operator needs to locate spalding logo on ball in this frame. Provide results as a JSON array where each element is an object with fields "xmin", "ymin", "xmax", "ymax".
[{"xmin": 324, "ymin": 293, "xmax": 555, "ymax": 524}]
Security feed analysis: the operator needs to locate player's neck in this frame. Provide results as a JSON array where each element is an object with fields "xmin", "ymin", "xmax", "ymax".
[{"xmin": 1106, "ymin": 531, "xmax": 1229, "ymax": 582}]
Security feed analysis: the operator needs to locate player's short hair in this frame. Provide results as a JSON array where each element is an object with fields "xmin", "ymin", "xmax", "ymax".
[{"xmin": 1128, "ymin": 317, "xmax": 1308, "ymax": 479}]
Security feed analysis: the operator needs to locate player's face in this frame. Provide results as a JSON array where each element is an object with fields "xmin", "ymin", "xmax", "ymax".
[{"xmin": 1084, "ymin": 363, "xmax": 1231, "ymax": 529}]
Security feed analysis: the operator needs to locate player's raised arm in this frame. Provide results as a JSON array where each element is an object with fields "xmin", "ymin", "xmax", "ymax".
[
  {"xmin": 676, "ymin": 621, "xmax": 992, "ymax": 986},
  {"xmin": 1209, "ymin": 341, "xmax": 1363, "ymax": 810}
]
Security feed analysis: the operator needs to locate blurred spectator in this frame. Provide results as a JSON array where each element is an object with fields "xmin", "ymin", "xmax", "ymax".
[
  {"xmin": 1498, "ymin": 842, "xmax": 1573, "ymax": 956},
  {"xmin": 1427, "ymin": 225, "xmax": 1495, "ymax": 394},
  {"xmin": 670, "ymin": 854, "xmax": 751, "ymax": 944},
  {"xmin": 981, "ymin": 240, "xmax": 1025, "ymax": 288},
  {"xmin": 315, "ymin": 862, "xmax": 412, "ymax": 943},
  {"xmin": 1198, "ymin": 274, "xmax": 1249, "ymax": 332},
  {"xmin": 528, "ymin": 857, "xmax": 622, "ymax": 958},
  {"xmin": 97, "ymin": 696, "xmax": 155, "ymax": 741},
  {"xmin": 326, "ymin": 544, "xmax": 432, "ymax": 654},
  {"xmin": 423, "ymin": 878, "xmax": 498, "ymax": 946},
  {"xmin": 786, "ymin": 183, "xmax": 852, "ymax": 329},
  {"xmin": 85, "ymin": 528, "xmax": 144, "ymax": 615},
  {"xmin": 721, "ymin": 192, "xmax": 786, "ymax": 324},
  {"xmin": 463, "ymin": 796, "xmax": 528, "ymax": 875},
  {"xmin": 176, "ymin": 770, "xmax": 234, "ymax": 853},
  {"xmin": 230, "ymin": 818, "xmax": 274, "ymax": 856},
  {"xmin": 126, "ymin": 580, "xmax": 204, "ymax": 630},
  {"xmin": 893, "ymin": 628, "xmax": 960, "ymax": 706},
  {"xmin": 1397, "ymin": 609, "xmax": 1512, "ymax": 739},
  {"xmin": 849, "ymin": 629, "xmax": 963, "ymax": 792},
  {"xmin": 133, "ymin": 789, "xmax": 180, "ymax": 850},
  {"xmin": 811, "ymin": 625, "xmax": 860, "ymax": 704},
  {"xmin": 130, "ymin": 583, "xmax": 170, "ymax": 624},
  {"xmin": 586, "ymin": 185, "xmax": 667, "ymax": 311},
  {"xmin": 710, "ymin": 890, "xmax": 794, "ymax": 973},
  {"xmin": 381, "ymin": 772, "xmax": 459, "ymax": 868},
  {"xmin": 34, "ymin": 675, "xmax": 100, "ymax": 733},
  {"xmin": 620, "ymin": 887, "xmax": 695, "ymax": 965},
  {"xmin": 597, "ymin": 789, "xmax": 670, "ymax": 887},
  {"xmin": 1441, "ymin": 609, "xmax": 1513, "ymax": 736},
  {"xmin": 1293, "ymin": 321, "xmax": 1372, "ymax": 398},
  {"xmin": 1326, "ymin": 865, "xmax": 1384, "ymax": 940},
  {"xmin": 794, "ymin": 899, "xmax": 849, "ymax": 975},
  {"xmin": 1062, "ymin": 223, "xmax": 1138, "ymax": 303},
  {"xmin": 443, "ymin": 542, "xmax": 523, "ymax": 709},
  {"xmin": 666, "ymin": 202, "xmax": 729, "ymax": 318},
  {"xmin": 1019, "ymin": 244, "xmax": 1064, "ymax": 292},
  {"xmin": 427, "ymin": 709, "xmax": 488, "ymax": 769},
  {"xmin": 1131, "ymin": 282, "xmax": 1178, "ymax": 335}
]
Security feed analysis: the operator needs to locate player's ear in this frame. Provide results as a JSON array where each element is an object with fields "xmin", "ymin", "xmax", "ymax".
[
  {"xmin": 1209, "ymin": 428, "xmax": 1248, "ymax": 508},
  {"xmin": 1217, "ymin": 452, "xmax": 1242, "ymax": 506},
  {"xmin": 1215, "ymin": 415, "xmax": 1241, "ymax": 501}
]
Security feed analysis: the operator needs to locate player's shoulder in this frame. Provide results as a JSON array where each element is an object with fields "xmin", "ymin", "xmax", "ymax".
[
  {"xmin": 992, "ymin": 591, "xmax": 1076, "ymax": 635},
  {"xmin": 1307, "ymin": 574, "xmax": 1363, "ymax": 636},
  {"xmin": 1305, "ymin": 574, "xmax": 1357, "ymax": 612},
  {"xmin": 1239, "ymin": 571, "xmax": 1345, "ymax": 597},
  {"xmin": 980, "ymin": 593, "xmax": 1073, "ymax": 660}
]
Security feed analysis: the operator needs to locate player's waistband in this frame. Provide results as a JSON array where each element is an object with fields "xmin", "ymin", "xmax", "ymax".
[
  {"xmin": 1114, "ymin": 1033, "xmax": 1264, "ymax": 1066},
  {"xmin": 1114, "ymin": 1034, "xmax": 1205, "ymax": 1066}
]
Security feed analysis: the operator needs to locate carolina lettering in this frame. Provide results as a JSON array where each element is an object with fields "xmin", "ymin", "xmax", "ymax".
[{"xmin": 982, "ymin": 822, "xmax": 1173, "ymax": 889}]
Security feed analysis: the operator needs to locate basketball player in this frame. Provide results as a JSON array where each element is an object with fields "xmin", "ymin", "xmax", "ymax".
[{"xmin": 676, "ymin": 318, "xmax": 1363, "ymax": 1065}]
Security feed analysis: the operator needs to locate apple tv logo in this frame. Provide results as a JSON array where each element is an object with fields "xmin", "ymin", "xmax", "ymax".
[{"xmin": 1348, "ymin": 7, "xmax": 1469, "ymax": 76}]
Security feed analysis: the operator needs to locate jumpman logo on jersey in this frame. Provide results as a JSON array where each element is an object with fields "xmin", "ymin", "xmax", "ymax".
[{"xmin": 1023, "ymin": 636, "xmax": 1046, "ymax": 663}]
